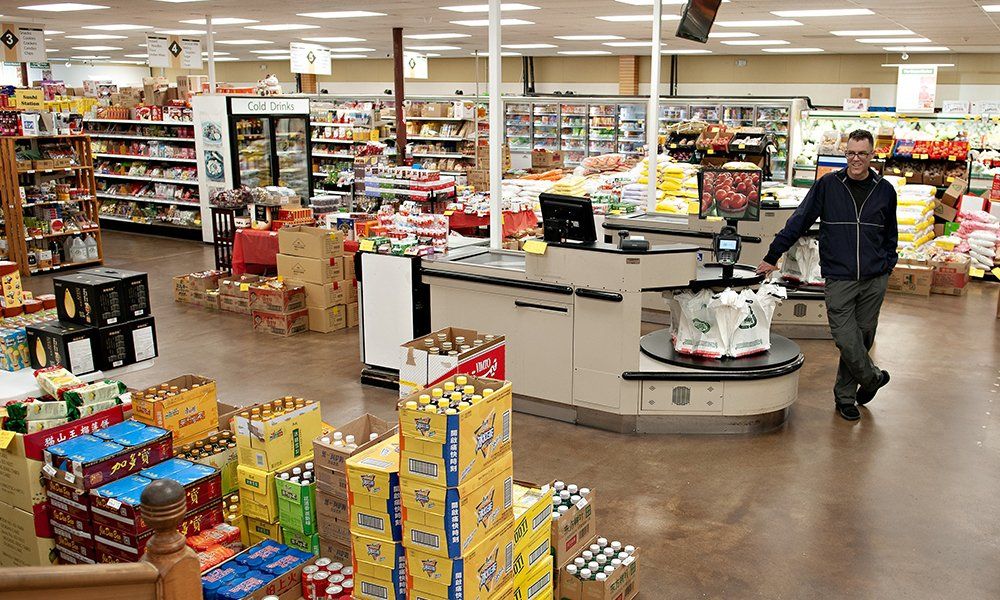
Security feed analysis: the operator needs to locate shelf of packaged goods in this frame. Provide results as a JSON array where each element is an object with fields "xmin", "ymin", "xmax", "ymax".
[
  {"xmin": 94, "ymin": 153, "xmax": 197, "ymax": 163},
  {"xmin": 100, "ymin": 215, "xmax": 198, "ymax": 226},
  {"xmin": 363, "ymin": 175, "xmax": 456, "ymax": 188},
  {"xmin": 18, "ymin": 166, "xmax": 89, "ymax": 175},
  {"xmin": 310, "ymin": 121, "xmax": 369, "ymax": 128},
  {"xmin": 96, "ymin": 193, "xmax": 200, "ymax": 207},
  {"xmin": 25, "ymin": 228, "xmax": 100, "ymax": 241},
  {"xmin": 412, "ymin": 153, "xmax": 475, "ymax": 159},
  {"xmin": 88, "ymin": 133, "xmax": 196, "ymax": 142},
  {"xmin": 29, "ymin": 258, "xmax": 103, "ymax": 275},
  {"xmin": 505, "ymin": 112, "xmax": 530, "ymax": 116},
  {"xmin": 561, "ymin": 135, "xmax": 586, "ymax": 140},
  {"xmin": 95, "ymin": 173, "xmax": 198, "ymax": 185},
  {"xmin": 407, "ymin": 136, "xmax": 472, "ymax": 142},
  {"xmin": 310, "ymin": 138, "xmax": 359, "ymax": 144},
  {"xmin": 313, "ymin": 153, "xmax": 356, "ymax": 159},
  {"xmin": 22, "ymin": 197, "xmax": 95, "ymax": 207},
  {"xmin": 365, "ymin": 188, "xmax": 456, "ymax": 200},
  {"xmin": 84, "ymin": 119, "xmax": 193, "ymax": 126}
]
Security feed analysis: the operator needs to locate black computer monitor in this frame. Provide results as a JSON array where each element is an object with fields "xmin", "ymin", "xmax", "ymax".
[
  {"xmin": 539, "ymin": 193, "xmax": 597, "ymax": 244},
  {"xmin": 676, "ymin": 0, "xmax": 723, "ymax": 44},
  {"xmin": 698, "ymin": 167, "xmax": 762, "ymax": 221}
]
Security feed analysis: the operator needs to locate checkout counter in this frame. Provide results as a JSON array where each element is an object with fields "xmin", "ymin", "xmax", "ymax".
[{"xmin": 358, "ymin": 239, "xmax": 804, "ymax": 434}]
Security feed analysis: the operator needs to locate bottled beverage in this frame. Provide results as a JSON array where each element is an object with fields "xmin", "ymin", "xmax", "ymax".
[
  {"xmin": 567, "ymin": 484, "xmax": 579, "ymax": 494},
  {"xmin": 566, "ymin": 565, "xmax": 578, "ymax": 576},
  {"xmin": 554, "ymin": 481, "xmax": 565, "ymax": 492},
  {"xmin": 580, "ymin": 569, "xmax": 591, "ymax": 580},
  {"xmin": 604, "ymin": 566, "xmax": 615, "ymax": 575},
  {"xmin": 455, "ymin": 375, "xmax": 468, "ymax": 387},
  {"xmin": 624, "ymin": 545, "xmax": 635, "ymax": 555},
  {"xmin": 589, "ymin": 544, "xmax": 601, "ymax": 555},
  {"xmin": 292, "ymin": 467, "xmax": 302, "ymax": 476},
  {"xmin": 581, "ymin": 551, "xmax": 593, "ymax": 561},
  {"xmin": 596, "ymin": 555, "xmax": 607, "ymax": 566},
  {"xmin": 597, "ymin": 537, "xmax": 608, "ymax": 548},
  {"xmin": 574, "ymin": 558, "xmax": 585, "ymax": 568},
  {"xmin": 369, "ymin": 432, "xmax": 378, "ymax": 441},
  {"xmin": 443, "ymin": 381, "xmax": 455, "ymax": 393},
  {"xmin": 596, "ymin": 573, "xmax": 607, "ymax": 582}
]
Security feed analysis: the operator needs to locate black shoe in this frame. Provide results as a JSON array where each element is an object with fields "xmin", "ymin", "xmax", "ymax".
[
  {"xmin": 857, "ymin": 370, "xmax": 890, "ymax": 406},
  {"xmin": 836, "ymin": 404, "xmax": 861, "ymax": 421}
]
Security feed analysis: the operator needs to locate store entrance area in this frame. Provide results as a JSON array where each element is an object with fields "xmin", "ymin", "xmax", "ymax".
[{"xmin": 22, "ymin": 230, "xmax": 1000, "ymax": 598}]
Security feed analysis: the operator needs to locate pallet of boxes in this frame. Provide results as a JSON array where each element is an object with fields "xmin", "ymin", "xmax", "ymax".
[{"xmin": 276, "ymin": 225, "xmax": 352, "ymax": 334}]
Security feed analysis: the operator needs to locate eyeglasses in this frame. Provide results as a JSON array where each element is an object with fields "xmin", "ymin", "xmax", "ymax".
[{"xmin": 845, "ymin": 151, "xmax": 872, "ymax": 159}]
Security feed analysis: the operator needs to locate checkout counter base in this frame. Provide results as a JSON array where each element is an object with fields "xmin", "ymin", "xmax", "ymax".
[
  {"xmin": 636, "ymin": 408, "xmax": 789, "ymax": 434},
  {"xmin": 361, "ymin": 365, "xmax": 400, "ymax": 390},
  {"xmin": 771, "ymin": 323, "xmax": 832, "ymax": 340}
]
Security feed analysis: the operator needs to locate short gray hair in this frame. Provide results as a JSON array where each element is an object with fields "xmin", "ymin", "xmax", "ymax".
[{"xmin": 848, "ymin": 129, "xmax": 874, "ymax": 146}]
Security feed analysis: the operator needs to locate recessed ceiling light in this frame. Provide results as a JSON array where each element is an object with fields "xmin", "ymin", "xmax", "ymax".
[
  {"xmin": 856, "ymin": 37, "xmax": 930, "ymax": 44},
  {"xmin": 603, "ymin": 41, "xmax": 655, "ymax": 47},
  {"xmin": 707, "ymin": 32, "xmax": 758, "ymax": 39},
  {"xmin": 883, "ymin": 46, "xmax": 950, "ymax": 52},
  {"xmin": 71, "ymin": 54, "xmax": 110, "ymax": 59},
  {"xmin": 716, "ymin": 20, "xmax": 802, "ymax": 27},
  {"xmin": 45, "ymin": 48, "xmax": 59, "ymax": 52},
  {"xmin": 762, "ymin": 47, "xmax": 825, "ymax": 53},
  {"xmin": 404, "ymin": 33, "xmax": 470, "ymax": 40},
  {"xmin": 72, "ymin": 45, "xmax": 121, "ymax": 50},
  {"xmin": 82, "ymin": 24, "xmax": 152, "ymax": 31},
  {"xmin": 439, "ymin": 3, "xmax": 539, "ymax": 12},
  {"xmin": 424, "ymin": 53, "xmax": 442, "ymax": 57},
  {"xmin": 596, "ymin": 14, "xmax": 681, "ymax": 21},
  {"xmin": 154, "ymin": 29, "xmax": 206, "ymax": 35},
  {"xmin": 451, "ymin": 18, "xmax": 534, "ymax": 26},
  {"xmin": 473, "ymin": 50, "xmax": 520, "ymax": 56},
  {"xmin": 984, "ymin": 4, "xmax": 1000, "ymax": 11},
  {"xmin": 720, "ymin": 40, "xmax": 790, "ymax": 46},
  {"xmin": 124, "ymin": 53, "xmax": 148, "ymax": 57},
  {"xmin": 331, "ymin": 54, "xmax": 369, "ymax": 59},
  {"xmin": 302, "ymin": 37, "xmax": 367, "ymax": 43},
  {"xmin": 212, "ymin": 57, "xmax": 240, "ymax": 61},
  {"xmin": 830, "ymin": 29, "xmax": 914, "ymax": 36},
  {"xmin": 661, "ymin": 49, "xmax": 712, "ymax": 54},
  {"xmin": 245, "ymin": 24, "xmax": 320, "ymax": 31},
  {"xmin": 502, "ymin": 43, "xmax": 557, "ymax": 49},
  {"xmin": 881, "ymin": 63, "xmax": 954, "ymax": 68},
  {"xmin": 19, "ymin": 3, "xmax": 107, "ymax": 11},
  {"xmin": 554, "ymin": 35, "xmax": 624, "ymax": 41},
  {"xmin": 215, "ymin": 39, "xmax": 273, "ymax": 45},
  {"xmin": 250, "ymin": 49, "xmax": 291, "ymax": 54},
  {"xmin": 43, "ymin": 29, "xmax": 64, "ymax": 34},
  {"xmin": 406, "ymin": 45, "xmax": 463, "ymax": 51},
  {"xmin": 296, "ymin": 11, "xmax": 386, "ymax": 19},
  {"xmin": 261, "ymin": 55, "xmax": 291, "ymax": 60},
  {"xmin": 180, "ymin": 17, "xmax": 257, "ymax": 25},
  {"xmin": 557, "ymin": 50, "xmax": 611, "ymax": 55},
  {"xmin": 771, "ymin": 9, "xmax": 873, "ymax": 17},
  {"xmin": 66, "ymin": 33, "xmax": 127, "ymax": 39},
  {"xmin": 328, "ymin": 47, "xmax": 376, "ymax": 53}
]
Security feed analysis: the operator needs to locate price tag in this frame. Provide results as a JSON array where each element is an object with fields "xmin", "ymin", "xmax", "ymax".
[
  {"xmin": 0, "ymin": 430, "xmax": 15, "ymax": 450},
  {"xmin": 947, "ymin": 177, "xmax": 954, "ymax": 183},
  {"xmin": 687, "ymin": 201, "xmax": 699, "ymax": 215},
  {"xmin": 707, "ymin": 149, "xmax": 715, "ymax": 155},
  {"xmin": 443, "ymin": 210, "xmax": 454, "ymax": 216},
  {"xmin": 670, "ymin": 143, "xmax": 677, "ymax": 149},
  {"xmin": 905, "ymin": 171, "xmax": 914, "ymax": 178},
  {"xmin": 992, "ymin": 267, "xmax": 1000, "ymax": 279},
  {"xmin": 42, "ymin": 464, "xmax": 56, "ymax": 477},
  {"xmin": 970, "ymin": 267, "xmax": 985, "ymax": 278},
  {"xmin": 239, "ymin": 283, "xmax": 250, "ymax": 292},
  {"xmin": 64, "ymin": 472, "xmax": 76, "ymax": 484},
  {"xmin": 106, "ymin": 498, "xmax": 122, "ymax": 510},
  {"xmin": 522, "ymin": 240, "xmax": 547, "ymax": 255},
  {"xmin": 948, "ymin": 155, "xmax": 956, "ymax": 161},
  {"xmin": 576, "ymin": 497, "xmax": 589, "ymax": 510},
  {"xmin": 738, "ymin": 144, "xmax": 746, "ymax": 150},
  {"xmin": 359, "ymin": 239, "xmax": 375, "ymax": 252}
]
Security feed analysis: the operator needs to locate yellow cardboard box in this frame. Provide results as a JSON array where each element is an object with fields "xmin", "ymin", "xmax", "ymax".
[
  {"xmin": 352, "ymin": 532, "xmax": 405, "ymax": 569},
  {"xmin": 237, "ymin": 463, "xmax": 278, "ymax": 521},
  {"xmin": 0, "ymin": 500, "xmax": 56, "ymax": 567},
  {"xmin": 407, "ymin": 580, "xmax": 513, "ymax": 600},
  {"xmin": 401, "ymin": 450, "xmax": 513, "ymax": 559},
  {"xmin": 398, "ymin": 376, "xmax": 512, "ymax": 488},
  {"xmin": 512, "ymin": 481, "xmax": 553, "ymax": 555},
  {"xmin": 354, "ymin": 572, "xmax": 405, "ymax": 600},
  {"xmin": 277, "ymin": 254, "xmax": 344, "ymax": 284},
  {"xmin": 132, "ymin": 374, "xmax": 218, "ymax": 445},
  {"xmin": 512, "ymin": 555, "xmax": 554, "ymax": 600},
  {"xmin": 346, "ymin": 434, "xmax": 401, "ymax": 502},
  {"xmin": 244, "ymin": 514, "xmax": 282, "ymax": 544},
  {"xmin": 349, "ymin": 501, "xmax": 402, "ymax": 543},
  {"xmin": 405, "ymin": 515, "xmax": 514, "ymax": 599},
  {"xmin": 234, "ymin": 400, "xmax": 322, "ymax": 472},
  {"xmin": 512, "ymin": 528, "xmax": 552, "ymax": 584}
]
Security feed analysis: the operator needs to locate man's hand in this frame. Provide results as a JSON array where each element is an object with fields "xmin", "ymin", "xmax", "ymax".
[{"xmin": 756, "ymin": 260, "xmax": 778, "ymax": 276}]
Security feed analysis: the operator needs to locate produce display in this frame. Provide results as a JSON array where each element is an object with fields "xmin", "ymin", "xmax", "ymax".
[{"xmin": 699, "ymin": 167, "xmax": 762, "ymax": 220}]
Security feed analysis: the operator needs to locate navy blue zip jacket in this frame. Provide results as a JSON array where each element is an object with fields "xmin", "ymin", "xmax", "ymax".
[{"xmin": 764, "ymin": 168, "xmax": 898, "ymax": 281}]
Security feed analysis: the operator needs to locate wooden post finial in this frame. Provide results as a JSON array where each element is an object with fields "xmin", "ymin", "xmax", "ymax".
[{"xmin": 140, "ymin": 479, "xmax": 204, "ymax": 600}]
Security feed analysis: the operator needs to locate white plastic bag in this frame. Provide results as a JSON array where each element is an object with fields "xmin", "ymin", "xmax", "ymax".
[
  {"xmin": 671, "ymin": 289, "xmax": 726, "ymax": 358},
  {"xmin": 728, "ymin": 284, "xmax": 787, "ymax": 357},
  {"xmin": 707, "ymin": 289, "xmax": 747, "ymax": 358},
  {"xmin": 781, "ymin": 237, "xmax": 822, "ymax": 285}
]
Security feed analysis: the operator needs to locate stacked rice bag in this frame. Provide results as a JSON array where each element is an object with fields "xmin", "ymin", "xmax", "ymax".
[
  {"xmin": 953, "ymin": 209, "xmax": 999, "ymax": 270},
  {"xmin": 896, "ymin": 184, "xmax": 936, "ymax": 250},
  {"xmin": 2, "ymin": 367, "xmax": 125, "ymax": 434}
]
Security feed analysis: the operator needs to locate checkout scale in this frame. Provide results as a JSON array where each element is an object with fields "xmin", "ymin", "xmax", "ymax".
[{"xmin": 358, "ymin": 191, "xmax": 805, "ymax": 434}]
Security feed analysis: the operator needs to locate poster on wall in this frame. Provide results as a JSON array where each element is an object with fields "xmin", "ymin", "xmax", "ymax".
[
  {"xmin": 290, "ymin": 43, "xmax": 331, "ymax": 75},
  {"xmin": 1, "ymin": 24, "xmax": 47, "ymax": 62},
  {"xmin": 895, "ymin": 65, "xmax": 937, "ymax": 113},
  {"xmin": 403, "ymin": 51, "xmax": 428, "ymax": 80}
]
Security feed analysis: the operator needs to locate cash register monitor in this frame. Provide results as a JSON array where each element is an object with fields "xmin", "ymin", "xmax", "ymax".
[{"xmin": 540, "ymin": 193, "xmax": 597, "ymax": 244}]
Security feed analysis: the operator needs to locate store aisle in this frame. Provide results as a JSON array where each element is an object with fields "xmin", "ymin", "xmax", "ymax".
[{"xmin": 23, "ymin": 231, "xmax": 1000, "ymax": 599}]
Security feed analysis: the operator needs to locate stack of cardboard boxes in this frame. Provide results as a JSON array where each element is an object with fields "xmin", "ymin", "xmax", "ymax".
[
  {"xmin": 312, "ymin": 414, "xmax": 394, "ymax": 565},
  {"xmin": 511, "ymin": 482, "xmax": 556, "ymax": 600},
  {"xmin": 249, "ymin": 280, "xmax": 308, "ymax": 337},
  {"xmin": 277, "ymin": 226, "xmax": 350, "ymax": 334},
  {"xmin": 219, "ymin": 274, "xmax": 261, "ymax": 314},
  {"xmin": 131, "ymin": 374, "xmax": 220, "ymax": 446},
  {"xmin": 233, "ymin": 398, "xmax": 323, "ymax": 549},
  {"xmin": 397, "ymin": 375, "xmax": 518, "ymax": 599}
]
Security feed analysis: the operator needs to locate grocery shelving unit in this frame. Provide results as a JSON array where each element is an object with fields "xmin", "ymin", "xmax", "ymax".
[
  {"xmin": 0, "ymin": 134, "xmax": 104, "ymax": 276},
  {"xmin": 84, "ymin": 118, "xmax": 202, "ymax": 240},
  {"xmin": 310, "ymin": 99, "xmax": 387, "ymax": 200}
]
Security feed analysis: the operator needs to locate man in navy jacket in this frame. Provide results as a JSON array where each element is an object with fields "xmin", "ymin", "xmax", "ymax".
[{"xmin": 758, "ymin": 129, "xmax": 898, "ymax": 421}]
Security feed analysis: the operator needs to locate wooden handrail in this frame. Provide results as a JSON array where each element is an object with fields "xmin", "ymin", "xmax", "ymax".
[{"xmin": 0, "ymin": 562, "xmax": 159, "ymax": 591}]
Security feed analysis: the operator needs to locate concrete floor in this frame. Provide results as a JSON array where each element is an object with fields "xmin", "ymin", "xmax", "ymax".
[{"xmin": 23, "ymin": 231, "xmax": 1000, "ymax": 599}]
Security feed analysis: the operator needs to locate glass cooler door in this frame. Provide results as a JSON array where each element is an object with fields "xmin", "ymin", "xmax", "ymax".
[
  {"xmin": 274, "ymin": 117, "xmax": 309, "ymax": 198},
  {"xmin": 234, "ymin": 116, "xmax": 272, "ymax": 188}
]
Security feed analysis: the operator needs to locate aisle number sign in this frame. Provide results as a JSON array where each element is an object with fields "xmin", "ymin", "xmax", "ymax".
[
  {"xmin": 147, "ymin": 34, "xmax": 202, "ymax": 69},
  {"xmin": 1, "ymin": 24, "xmax": 46, "ymax": 63},
  {"xmin": 895, "ymin": 66, "xmax": 937, "ymax": 114},
  {"xmin": 403, "ymin": 51, "xmax": 429, "ymax": 80},
  {"xmin": 290, "ymin": 43, "xmax": 331, "ymax": 75}
]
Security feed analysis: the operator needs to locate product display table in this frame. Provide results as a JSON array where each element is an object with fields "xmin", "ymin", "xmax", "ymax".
[
  {"xmin": 232, "ymin": 229, "xmax": 279, "ymax": 276},
  {"xmin": 447, "ymin": 210, "xmax": 538, "ymax": 237},
  {"xmin": 0, "ymin": 360, "xmax": 154, "ymax": 403}
]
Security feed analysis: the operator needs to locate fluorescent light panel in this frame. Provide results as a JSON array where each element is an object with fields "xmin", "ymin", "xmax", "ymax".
[
  {"xmin": 212, "ymin": 57, "xmax": 240, "ymax": 61},
  {"xmin": 302, "ymin": 37, "xmax": 367, "ymax": 43},
  {"xmin": 883, "ymin": 46, "xmax": 950, "ymax": 51},
  {"xmin": 18, "ymin": 3, "xmax": 107, "ymax": 11},
  {"xmin": 661, "ymin": 49, "xmax": 712, "ymax": 54},
  {"xmin": 124, "ymin": 53, "xmax": 147, "ymax": 57},
  {"xmin": 72, "ymin": 45, "xmax": 121, "ymax": 50},
  {"xmin": 716, "ymin": 20, "xmax": 802, "ymax": 27},
  {"xmin": 404, "ymin": 33, "xmax": 470, "ymax": 40},
  {"xmin": 503, "ymin": 43, "xmax": 557, "ymax": 48},
  {"xmin": 154, "ymin": 29, "xmax": 206, "ymax": 35},
  {"xmin": 558, "ymin": 50, "xmax": 611, "ymax": 55},
  {"xmin": 244, "ymin": 24, "xmax": 320, "ymax": 31},
  {"xmin": 406, "ymin": 45, "xmax": 462, "ymax": 50},
  {"xmin": 71, "ymin": 54, "xmax": 109, "ymax": 58},
  {"xmin": 831, "ymin": 29, "xmax": 913, "ymax": 36},
  {"xmin": 984, "ymin": 4, "xmax": 1000, "ymax": 11},
  {"xmin": 762, "ymin": 47, "xmax": 825, "ymax": 53},
  {"xmin": 771, "ymin": 8, "xmax": 873, "ymax": 17},
  {"xmin": 215, "ymin": 39, "xmax": 273, "ymax": 45},
  {"xmin": 439, "ymin": 3, "xmax": 539, "ymax": 11},
  {"xmin": 331, "ymin": 54, "xmax": 369, "ymax": 59},
  {"xmin": 720, "ymin": 40, "xmax": 790, "ymax": 46},
  {"xmin": 473, "ymin": 50, "xmax": 520, "ymax": 56},
  {"xmin": 65, "ymin": 33, "xmax": 126, "ymax": 39},
  {"xmin": 296, "ymin": 11, "xmax": 386, "ymax": 18},
  {"xmin": 554, "ymin": 35, "xmax": 624, "ymax": 41},
  {"xmin": 451, "ymin": 18, "xmax": 534, "ymax": 26},
  {"xmin": 856, "ymin": 37, "xmax": 930, "ymax": 44},
  {"xmin": 180, "ymin": 17, "xmax": 257, "ymax": 25},
  {"xmin": 43, "ymin": 29, "xmax": 64, "ymax": 34},
  {"xmin": 603, "ymin": 41, "xmax": 655, "ymax": 47},
  {"xmin": 615, "ymin": 0, "xmax": 729, "ymax": 4},
  {"xmin": 597, "ymin": 14, "xmax": 681, "ymax": 21},
  {"xmin": 82, "ymin": 24, "xmax": 152, "ymax": 31},
  {"xmin": 202, "ymin": 51, "xmax": 230, "ymax": 56},
  {"xmin": 708, "ymin": 32, "xmax": 758, "ymax": 38},
  {"xmin": 328, "ymin": 47, "xmax": 375, "ymax": 52},
  {"xmin": 250, "ymin": 49, "xmax": 290, "ymax": 54}
]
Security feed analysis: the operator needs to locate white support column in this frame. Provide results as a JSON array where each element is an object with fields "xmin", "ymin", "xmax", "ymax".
[
  {"xmin": 646, "ymin": 0, "xmax": 663, "ymax": 213},
  {"xmin": 488, "ymin": 0, "xmax": 502, "ymax": 249},
  {"xmin": 206, "ymin": 15, "xmax": 216, "ymax": 94}
]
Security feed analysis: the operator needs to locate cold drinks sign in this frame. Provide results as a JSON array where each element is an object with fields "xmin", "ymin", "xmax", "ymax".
[{"xmin": 230, "ymin": 97, "xmax": 310, "ymax": 115}]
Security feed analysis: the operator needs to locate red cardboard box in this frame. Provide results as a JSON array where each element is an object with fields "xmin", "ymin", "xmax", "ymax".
[
  {"xmin": 398, "ymin": 326, "xmax": 506, "ymax": 398},
  {"xmin": 93, "ymin": 500, "xmax": 224, "ymax": 562},
  {"xmin": 43, "ymin": 428, "xmax": 174, "ymax": 492},
  {"xmin": 90, "ymin": 470, "xmax": 221, "ymax": 532}
]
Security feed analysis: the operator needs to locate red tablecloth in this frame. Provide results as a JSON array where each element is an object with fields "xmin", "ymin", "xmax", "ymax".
[
  {"xmin": 231, "ymin": 228, "xmax": 279, "ymax": 276},
  {"xmin": 448, "ymin": 210, "xmax": 538, "ymax": 237}
]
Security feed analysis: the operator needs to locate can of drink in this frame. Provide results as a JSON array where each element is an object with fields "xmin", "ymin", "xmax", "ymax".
[
  {"xmin": 328, "ymin": 573, "xmax": 345, "ymax": 585},
  {"xmin": 327, "ymin": 561, "xmax": 344, "ymax": 573},
  {"xmin": 301, "ymin": 565, "xmax": 320, "ymax": 599},
  {"xmin": 341, "ymin": 579, "xmax": 354, "ymax": 595},
  {"xmin": 314, "ymin": 557, "xmax": 332, "ymax": 570},
  {"xmin": 308, "ymin": 570, "xmax": 330, "ymax": 600},
  {"xmin": 340, "ymin": 566, "xmax": 354, "ymax": 577},
  {"xmin": 324, "ymin": 585, "xmax": 343, "ymax": 599}
]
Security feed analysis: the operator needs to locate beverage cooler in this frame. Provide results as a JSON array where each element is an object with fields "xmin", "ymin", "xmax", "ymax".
[{"xmin": 192, "ymin": 95, "xmax": 313, "ymax": 241}]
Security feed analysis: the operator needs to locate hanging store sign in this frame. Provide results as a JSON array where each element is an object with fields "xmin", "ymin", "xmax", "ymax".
[
  {"xmin": 230, "ymin": 97, "xmax": 310, "ymax": 115},
  {"xmin": 1, "ymin": 24, "xmax": 46, "ymax": 63},
  {"xmin": 147, "ymin": 34, "xmax": 202, "ymax": 69},
  {"xmin": 180, "ymin": 38, "xmax": 202, "ymax": 69},
  {"xmin": 290, "ymin": 43, "xmax": 331, "ymax": 76},
  {"xmin": 895, "ymin": 65, "xmax": 937, "ymax": 113},
  {"xmin": 842, "ymin": 98, "xmax": 869, "ymax": 112},
  {"xmin": 403, "ymin": 51, "xmax": 428, "ymax": 80}
]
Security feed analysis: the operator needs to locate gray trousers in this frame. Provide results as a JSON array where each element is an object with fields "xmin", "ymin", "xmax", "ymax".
[{"xmin": 824, "ymin": 274, "xmax": 889, "ymax": 405}]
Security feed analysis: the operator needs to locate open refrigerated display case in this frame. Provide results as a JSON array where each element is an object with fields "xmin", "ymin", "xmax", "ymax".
[
  {"xmin": 618, "ymin": 104, "xmax": 647, "ymax": 157},
  {"xmin": 531, "ymin": 102, "xmax": 560, "ymax": 151},
  {"xmin": 560, "ymin": 103, "xmax": 589, "ymax": 166},
  {"xmin": 506, "ymin": 102, "xmax": 532, "ymax": 153},
  {"xmin": 589, "ymin": 103, "xmax": 618, "ymax": 156}
]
